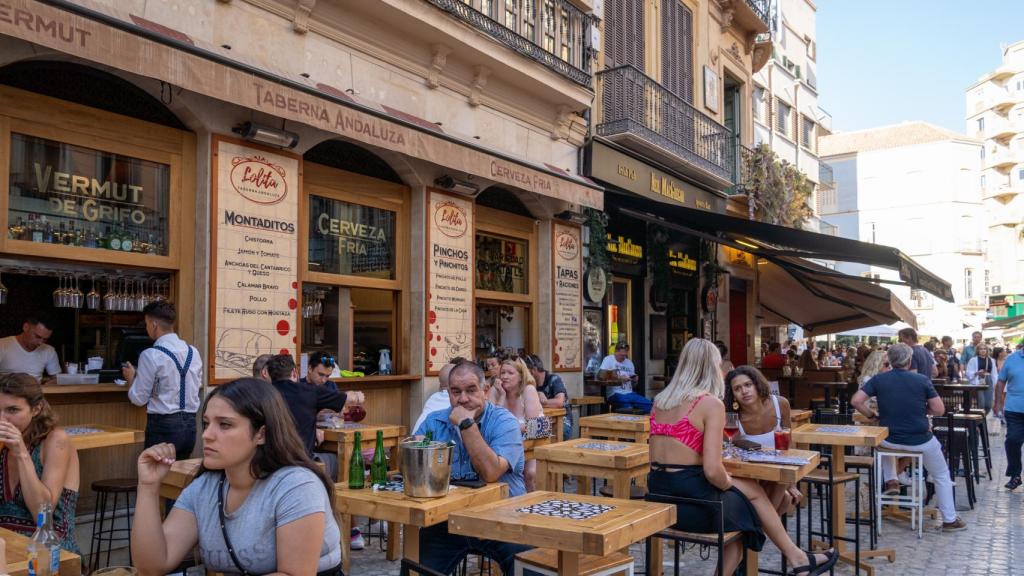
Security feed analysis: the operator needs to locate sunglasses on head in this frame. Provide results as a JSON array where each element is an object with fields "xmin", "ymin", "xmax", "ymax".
[{"xmin": 315, "ymin": 353, "xmax": 336, "ymax": 368}]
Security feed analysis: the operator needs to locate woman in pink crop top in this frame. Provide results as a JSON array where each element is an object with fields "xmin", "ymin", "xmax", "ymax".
[{"xmin": 647, "ymin": 339, "xmax": 836, "ymax": 576}]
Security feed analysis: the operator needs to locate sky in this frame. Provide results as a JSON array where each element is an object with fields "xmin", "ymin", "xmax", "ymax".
[{"xmin": 816, "ymin": 0, "xmax": 1024, "ymax": 135}]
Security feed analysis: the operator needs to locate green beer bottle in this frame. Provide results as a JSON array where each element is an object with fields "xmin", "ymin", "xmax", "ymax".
[
  {"xmin": 348, "ymin": 431, "xmax": 365, "ymax": 489},
  {"xmin": 371, "ymin": 430, "xmax": 388, "ymax": 486}
]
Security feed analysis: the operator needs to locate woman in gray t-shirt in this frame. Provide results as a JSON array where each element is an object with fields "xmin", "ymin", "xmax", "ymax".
[{"xmin": 131, "ymin": 378, "xmax": 342, "ymax": 575}]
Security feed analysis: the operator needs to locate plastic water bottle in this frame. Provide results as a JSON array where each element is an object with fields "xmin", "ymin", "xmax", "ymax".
[{"xmin": 27, "ymin": 503, "xmax": 61, "ymax": 576}]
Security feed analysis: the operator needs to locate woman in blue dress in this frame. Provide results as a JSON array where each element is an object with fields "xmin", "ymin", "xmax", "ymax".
[{"xmin": 0, "ymin": 373, "xmax": 79, "ymax": 552}]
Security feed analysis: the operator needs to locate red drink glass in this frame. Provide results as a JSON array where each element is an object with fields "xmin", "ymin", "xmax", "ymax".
[
  {"xmin": 723, "ymin": 426, "xmax": 739, "ymax": 441},
  {"xmin": 774, "ymin": 428, "xmax": 791, "ymax": 451}
]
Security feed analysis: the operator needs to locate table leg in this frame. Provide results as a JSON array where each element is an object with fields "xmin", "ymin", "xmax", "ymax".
[
  {"xmin": 404, "ymin": 524, "xmax": 421, "ymax": 562},
  {"xmin": 340, "ymin": 512, "xmax": 352, "ymax": 575},
  {"xmin": 649, "ymin": 536, "xmax": 664, "ymax": 576},
  {"xmin": 556, "ymin": 417, "xmax": 564, "ymax": 442},
  {"xmin": 557, "ymin": 551, "xmax": 580, "ymax": 575},
  {"xmin": 536, "ymin": 459, "xmax": 550, "ymax": 491},
  {"xmin": 831, "ymin": 450, "xmax": 847, "ymax": 552},
  {"xmin": 387, "ymin": 521, "xmax": 400, "ymax": 561},
  {"xmin": 339, "ymin": 441, "xmax": 353, "ymax": 485},
  {"xmin": 745, "ymin": 549, "xmax": 758, "ymax": 576},
  {"xmin": 577, "ymin": 474, "xmax": 591, "ymax": 496},
  {"xmin": 612, "ymin": 471, "xmax": 630, "ymax": 499}
]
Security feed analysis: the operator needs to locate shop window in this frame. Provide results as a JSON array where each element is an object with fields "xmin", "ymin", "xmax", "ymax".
[
  {"xmin": 7, "ymin": 133, "xmax": 170, "ymax": 255},
  {"xmin": 608, "ymin": 278, "xmax": 632, "ymax": 353},
  {"xmin": 475, "ymin": 232, "xmax": 528, "ymax": 294},
  {"xmin": 301, "ymin": 284, "xmax": 397, "ymax": 374},
  {"xmin": 476, "ymin": 303, "xmax": 530, "ymax": 358},
  {"xmin": 307, "ymin": 195, "xmax": 396, "ymax": 279}
]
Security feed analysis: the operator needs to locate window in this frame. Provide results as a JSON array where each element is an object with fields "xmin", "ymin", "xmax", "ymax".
[
  {"xmin": 1019, "ymin": 168, "xmax": 1024, "ymax": 182},
  {"xmin": 985, "ymin": 270, "xmax": 991, "ymax": 295},
  {"xmin": 977, "ymin": 117, "xmax": 985, "ymax": 132},
  {"xmin": 800, "ymin": 115, "xmax": 816, "ymax": 151},
  {"xmin": 752, "ymin": 86, "xmax": 765, "ymax": 122},
  {"xmin": 505, "ymin": 0, "xmax": 518, "ymax": 29},
  {"xmin": 981, "ymin": 174, "xmax": 987, "ymax": 190},
  {"xmin": 559, "ymin": 9, "xmax": 571, "ymax": 62},
  {"xmin": 661, "ymin": 0, "xmax": 694, "ymax": 103},
  {"xmin": 775, "ymin": 98, "xmax": 792, "ymax": 137},
  {"xmin": 543, "ymin": 0, "xmax": 555, "ymax": 53},
  {"xmin": 980, "ymin": 147, "xmax": 986, "ymax": 160},
  {"xmin": 479, "ymin": 0, "xmax": 494, "ymax": 16},
  {"xmin": 869, "ymin": 222, "xmax": 876, "ymax": 244},
  {"xmin": 910, "ymin": 289, "xmax": 923, "ymax": 300},
  {"xmin": 476, "ymin": 232, "xmax": 529, "ymax": 294},
  {"xmin": 965, "ymin": 268, "xmax": 974, "ymax": 300},
  {"xmin": 807, "ymin": 39, "xmax": 816, "ymax": 61},
  {"xmin": 522, "ymin": 0, "xmax": 536, "ymax": 40}
]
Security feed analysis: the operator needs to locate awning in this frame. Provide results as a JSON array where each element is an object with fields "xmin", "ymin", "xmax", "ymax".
[
  {"xmin": 983, "ymin": 316, "xmax": 1024, "ymax": 331},
  {"xmin": 835, "ymin": 323, "xmax": 910, "ymax": 338},
  {"xmin": 759, "ymin": 256, "xmax": 917, "ymax": 336},
  {"xmin": 2, "ymin": 0, "xmax": 602, "ymax": 209},
  {"xmin": 614, "ymin": 189, "xmax": 953, "ymax": 301}
]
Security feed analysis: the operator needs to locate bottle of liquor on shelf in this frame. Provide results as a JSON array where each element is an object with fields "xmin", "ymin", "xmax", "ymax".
[
  {"xmin": 83, "ymin": 226, "xmax": 98, "ymax": 248},
  {"xmin": 107, "ymin": 225, "xmax": 121, "ymax": 251},
  {"xmin": 30, "ymin": 214, "xmax": 43, "ymax": 243},
  {"xmin": 41, "ymin": 217, "xmax": 54, "ymax": 244},
  {"xmin": 120, "ymin": 226, "xmax": 134, "ymax": 252}
]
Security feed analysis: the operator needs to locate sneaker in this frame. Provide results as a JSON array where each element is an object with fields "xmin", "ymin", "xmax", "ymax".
[
  {"xmin": 942, "ymin": 517, "xmax": 967, "ymax": 532},
  {"xmin": 1006, "ymin": 476, "xmax": 1022, "ymax": 491},
  {"xmin": 883, "ymin": 480, "xmax": 901, "ymax": 496},
  {"xmin": 350, "ymin": 528, "xmax": 365, "ymax": 550},
  {"xmin": 897, "ymin": 471, "xmax": 913, "ymax": 486}
]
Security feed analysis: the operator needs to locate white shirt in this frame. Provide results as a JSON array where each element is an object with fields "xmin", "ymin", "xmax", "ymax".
[
  {"xmin": 599, "ymin": 355, "xmax": 636, "ymax": 397},
  {"xmin": 413, "ymin": 390, "xmax": 451, "ymax": 433},
  {"xmin": 128, "ymin": 333, "xmax": 203, "ymax": 414},
  {"xmin": 966, "ymin": 355, "xmax": 996, "ymax": 386},
  {"xmin": 0, "ymin": 336, "xmax": 59, "ymax": 380}
]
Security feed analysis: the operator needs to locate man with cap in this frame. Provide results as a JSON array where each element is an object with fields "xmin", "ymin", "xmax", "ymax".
[{"xmin": 598, "ymin": 342, "xmax": 652, "ymax": 413}]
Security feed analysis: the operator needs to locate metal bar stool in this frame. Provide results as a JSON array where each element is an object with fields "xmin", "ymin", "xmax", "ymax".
[{"xmin": 88, "ymin": 478, "xmax": 137, "ymax": 572}]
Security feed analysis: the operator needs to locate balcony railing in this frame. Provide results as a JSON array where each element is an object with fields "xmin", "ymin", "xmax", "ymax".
[
  {"xmin": 596, "ymin": 64, "xmax": 735, "ymax": 183},
  {"xmin": 745, "ymin": 0, "xmax": 772, "ymax": 28},
  {"xmin": 424, "ymin": 0, "xmax": 594, "ymax": 88}
]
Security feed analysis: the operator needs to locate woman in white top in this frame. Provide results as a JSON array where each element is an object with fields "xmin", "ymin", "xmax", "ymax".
[
  {"xmin": 489, "ymin": 357, "xmax": 544, "ymax": 491},
  {"xmin": 725, "ymin": 366, "xmax": 799, "ymax": 515},
  {"xmin": 966, "ymin": 344, "xmax": 996, "ymax": 414}
]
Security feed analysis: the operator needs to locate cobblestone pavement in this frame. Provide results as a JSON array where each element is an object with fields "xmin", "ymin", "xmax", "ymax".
[{"xmin": 345, "ymin": 424, "xmax": 1022, "ymax": 576}]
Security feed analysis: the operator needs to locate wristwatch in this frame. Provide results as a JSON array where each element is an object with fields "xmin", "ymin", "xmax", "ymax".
[{"xmin": 458, "ymin": 417, "xmax": 476, "ymax": 431}]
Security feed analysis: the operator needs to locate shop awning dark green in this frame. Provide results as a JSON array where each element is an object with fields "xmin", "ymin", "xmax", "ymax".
[{"xmin": 612, "ymin": 189, "xmax": 954, "ymax": 302}]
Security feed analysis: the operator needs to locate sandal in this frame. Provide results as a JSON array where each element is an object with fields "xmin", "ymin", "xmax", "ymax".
[{"xmin": 788, "ymin": 548, "xmax": 838, "ymax": 576}]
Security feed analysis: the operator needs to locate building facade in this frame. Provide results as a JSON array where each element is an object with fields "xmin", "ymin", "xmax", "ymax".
[
  {"xmin": 966, "ymin": 40, "xmax": 1024, "ymax": 330},
  {"xmin": 819, "ymin": 123, "xmax": 986, "ymax": 339}
]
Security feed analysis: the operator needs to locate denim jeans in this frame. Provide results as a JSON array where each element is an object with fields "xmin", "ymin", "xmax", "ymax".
[
  {"xmin": 609, "ymin": 392, "xmax": 653, "ymax": 413},
  {"xmin": 145, "ymin": 412, "xmax": 197, "ymax": 460},
  {"xmin": 418, "ymin": 520, "xmax": 531, "ymax": 575},
  {"xmin": 1005, "ymin": 410, "xmax": 1024, "ymax": 478}
]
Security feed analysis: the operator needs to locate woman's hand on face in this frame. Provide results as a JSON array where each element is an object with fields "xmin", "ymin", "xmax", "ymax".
[
  {"xmin": 137, "ymin": 443, "xmax": 177, "ymax": 486},
  {"xmin": 0, "ymin": 421, "xmax": 27, "ymax": 459}
]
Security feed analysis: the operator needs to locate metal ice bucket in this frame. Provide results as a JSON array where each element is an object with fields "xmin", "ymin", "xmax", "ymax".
[{"xmin": 399, "ymin": 438, "xmax": 453, "ymax": 498}]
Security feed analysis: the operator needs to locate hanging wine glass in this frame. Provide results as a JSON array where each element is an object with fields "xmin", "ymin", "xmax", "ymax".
[
  {"xmin": 103, "ymin": 276, "xmax": 116, "ymax": 311},
  {"xmin": 72, "ymin": 275, "xmax": 83, "ymax": 309},
  {"xmin": 86, "ymin": 276, "xmax": 100, "ymax": 310},
  {"xmin": 53, "ymin": 275, "xmax": 64, "ymax": 308}
]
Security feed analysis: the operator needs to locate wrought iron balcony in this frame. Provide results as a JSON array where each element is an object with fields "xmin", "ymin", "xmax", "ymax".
[
  {"xmin": 423, "ymin": 0, "xmax": 594, "ymax": 88},
  {"xmin": 596, "ymin": 64, "xmax": 735, "ymax": 185},
  {"xmin": 745, "ymin": 0, "xmax": 771, "ymax": 27},
  {"xmin": 728, "ymin": 140, "xmax": 755, "ymax": 194}
]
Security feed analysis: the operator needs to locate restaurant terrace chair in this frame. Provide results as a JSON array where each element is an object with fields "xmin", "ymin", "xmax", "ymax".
[
  {"xmin": 400, "ymin": 558, "xmax": 448, "ymax": 576},
  {"xmin": 642, "ymin": 493, "xmax": 745, "ymax": 576},
  {"xmin": 874, "ymin": 447, "xmax": 925, "ymax": 539},
  {"xmin": 933, "ymin": 414, "xmax": 976, "ymax": 509},
  {"xmin": 88, "ymin": 477, "xmax": 137, "ymax": 572},
  {"xmin": 514, "ymin": 548, "xmax": 634, "ymax": 576}
]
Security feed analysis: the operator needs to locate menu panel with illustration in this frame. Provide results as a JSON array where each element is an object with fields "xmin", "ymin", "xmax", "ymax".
[
  {"xmin": 552, "ymin": 222, "xmax": 582, "ymax": 371},
  {"xmin": 211, "ymin": 139, "xmax": 300, "ymax": 380},
  {"xmin": 426, "ymin": 190, "xmax": 474, "ymax": 374}
]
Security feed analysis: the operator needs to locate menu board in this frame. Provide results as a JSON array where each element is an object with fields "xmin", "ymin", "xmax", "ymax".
[
  {"xmin": 552, "ymin": 222, "xmax": 582, "ymax": 371},
  {"xmin": 211, "ymin": 138, "xmax": 300, "ymax": 381},
  {"xmin": 426, "ymin": 190, "xmax": 475, "ymax": 374}
]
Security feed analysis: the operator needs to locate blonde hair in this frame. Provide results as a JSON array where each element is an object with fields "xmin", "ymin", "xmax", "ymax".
[
  {"xmin": 500, "ymin": 358, "xmax": 536, "ymax": 395},
  {"xmin": 654, "ymin": 339, "xmax": 723, "ymax": 411},
  {"xmin": 858, "ymin": 350, "xmax": 887, "ymax": 387}
]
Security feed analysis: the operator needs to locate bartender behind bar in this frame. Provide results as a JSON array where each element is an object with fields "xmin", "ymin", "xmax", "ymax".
[
  {"xmin": 122, "ymin": 301, "xmax": 203, "ymax": 460},
  {"xmin": 0, "ymin": 316, "xmax": 60, "ymax": 384}
]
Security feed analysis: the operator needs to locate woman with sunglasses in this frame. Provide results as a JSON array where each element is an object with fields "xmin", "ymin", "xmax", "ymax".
[
  {"xmin": 132, "ymin": 378, "xmax": 341, "ymax": 576},
  {"xmin": 0, "ymin": 373, "xmax": 80, "ymax": 552},
  {"xmin": 489, "ymin": 357, "xmax": 544, "ymax": 491}
]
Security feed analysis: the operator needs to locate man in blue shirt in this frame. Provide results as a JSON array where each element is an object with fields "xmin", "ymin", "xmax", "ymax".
[
  {"xmin": 995, "ymin": 346, "xmax": 1024, "ymax": 490},
  {"xmin": 898, "ymin": 327, "xmax": 936, "ymax": 378},
  {"xmin": 414, "ymin": 361, "xmax": 529, "ymax": 574},
  {"xmin": 960, "ymin": 331, "xmax": 983, "ymax": 369},
  {"xmin": 851, "ymin": 343, "xmax": 966, "ymax": 531}
]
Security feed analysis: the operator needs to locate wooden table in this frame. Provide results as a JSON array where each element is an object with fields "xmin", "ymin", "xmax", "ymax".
[
  {"xmin": 66, "ymin": 424, "xmax": 144, "ymax": 451},
  {"xmin": 806, "ymin": 381, "xmax": 852, "ymax": 411},
  {"xmin": 791, "ymin": 424, "xmax": 892, "ymax": 575},
  {"xmin": 533, "ymin": 438, "xmax": 649, "ymax": 499},
  {"xmin": 578, "ymin": 413, "xmax": 650, "ymax": 443},
  {"xmin": 318, "ymin": 423, "xmax": 406, "ymax": 484},
  {"xmin": 790, "ymin": 409, "xmax": 812, "ymax": 425},
  {"xmin": 933, "ymin": 382, "xmax": 989, "ymax": 412},
  {"xmin": 543, "ymin": 407, "xmax": 567, "ymax": 442},
  {"xmin": 449, "ymin": 491, "xmax": 675, "ymax": 575},
  {"xmin": 335, "ymin": 482, "xmax": 508, "ymax": 574},
  {"xmin": 1, "ymin": 527, "xmax": 80, "ymax": 576}
]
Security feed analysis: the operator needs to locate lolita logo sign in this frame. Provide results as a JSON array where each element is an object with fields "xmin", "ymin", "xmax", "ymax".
[
  {"xmin": 556, "ymin": 231, "xmax": 579, "ymax": 261},
  {"xmin": 230, "ymin": 155, "xmax": 288, "ymax": 205},
  {"xmin": 433, "ymin": 200, "xmax": 468, "ymax": 238}
]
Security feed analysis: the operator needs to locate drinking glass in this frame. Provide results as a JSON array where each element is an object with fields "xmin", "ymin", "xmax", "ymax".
[
  {"xmin": 103, "ymin": 277, "xmax": 116, "ymax": 311},
  {"xmin": 723, "ymin": 412, "xmax": 740, "ymax": 452},
  {"xmin": 774, "ymin": 427, "xmax": 791, "ymax": 451},
  {"xmin": 86, "ymin": 277, "xmax": 100, "ymax": 310}
]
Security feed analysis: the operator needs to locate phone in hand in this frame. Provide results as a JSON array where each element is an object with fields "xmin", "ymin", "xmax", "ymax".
[{"xmin": 451, "ymin": 478, "xmax": 486, "ymax": 488}]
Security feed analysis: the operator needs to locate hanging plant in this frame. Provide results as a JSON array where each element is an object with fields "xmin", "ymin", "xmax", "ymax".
[
  {"xmin": 584, "ymin": 207, "xmax": 612, "ymax": 290},
  {"xmin": 744, "ymin": 144, "xmax": 814, "ymax": 229}
]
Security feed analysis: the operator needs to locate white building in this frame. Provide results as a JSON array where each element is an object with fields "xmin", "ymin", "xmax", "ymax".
[
  {"xmin": 965, "ymin": 40, "xmax": 1024, "ymax": 305},
  {"xmin": 819, "ymin": 123, "xmax": 986, "ymax": 339}
]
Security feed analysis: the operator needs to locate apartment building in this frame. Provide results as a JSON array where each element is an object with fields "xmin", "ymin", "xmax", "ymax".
[
  {"xmin": 966, "ymin": 40, "xmax": 1024, "ymax": 333},
  {"xmin": 819, "ymin": 123, "xmax": 987, "ymax": 338}
]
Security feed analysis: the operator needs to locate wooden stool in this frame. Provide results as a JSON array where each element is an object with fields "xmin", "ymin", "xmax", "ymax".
[
  {"xmin": 514, "ymin": 548, "xmax": 634, "ymax": 576},
  {"xmin": 89, "ymin": 478, "xmax": 137, "ymax": 572}
]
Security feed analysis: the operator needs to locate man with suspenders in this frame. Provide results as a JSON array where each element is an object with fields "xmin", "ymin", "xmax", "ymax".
[{"xmin": 122, "ymin": 301, "xmax": 203, "ymax": 460}]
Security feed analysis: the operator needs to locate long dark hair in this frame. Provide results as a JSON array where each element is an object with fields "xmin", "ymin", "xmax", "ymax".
[
  {"xmin": 724, "ymin": 365, "xmax": 772, "ymax": 412},
  {"xmin": 0, "ymin": 373, "xmax": 57, "ymax": 448},
  {"xmin": 198, "ymin": 378, "xmax": 334, "ymax": 508}
]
